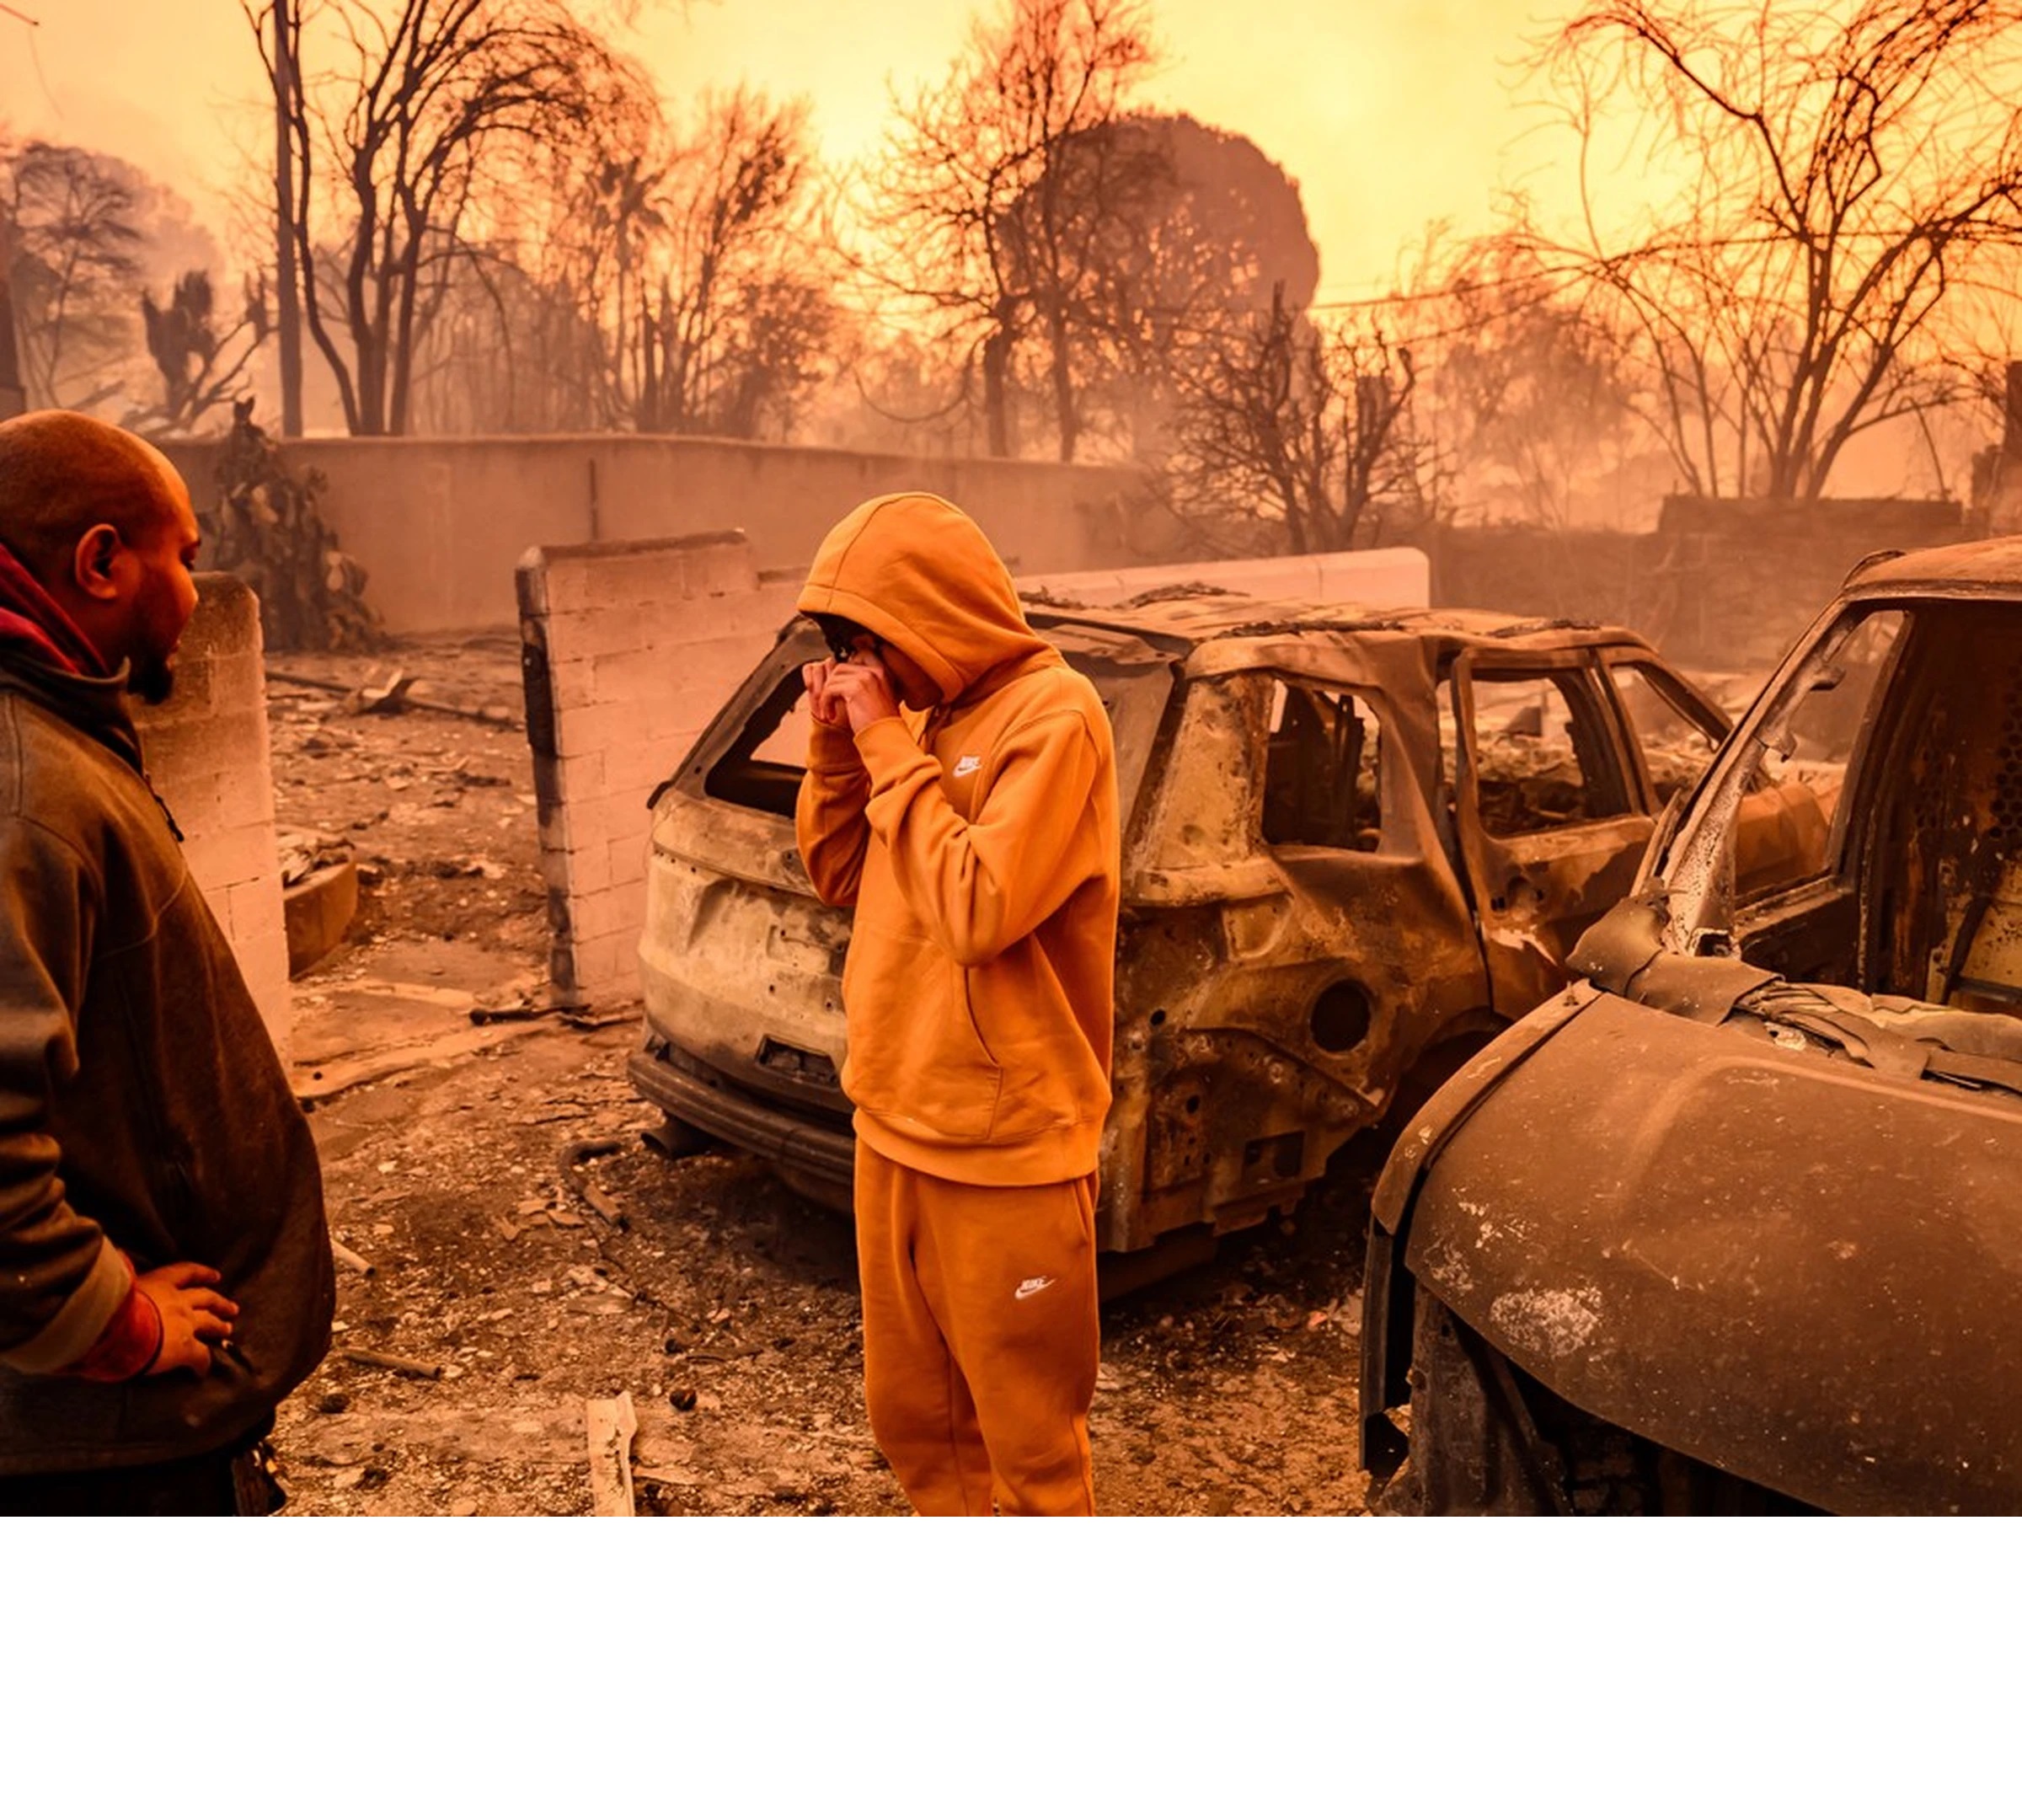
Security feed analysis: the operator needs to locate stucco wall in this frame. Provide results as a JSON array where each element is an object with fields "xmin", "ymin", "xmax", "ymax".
[
  {"xmin": 168, "ymin": 433, "xmax": 1177, "ymax": 641},
  {"xmin": 131, "ymin": 572, "xmax": 292, "ymax": 1063}
]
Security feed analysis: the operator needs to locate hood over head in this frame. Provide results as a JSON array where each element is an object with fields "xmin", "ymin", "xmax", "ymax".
[{"xmin": 795, "ymin": 493, "xmax": 1055, "ymax": 704}]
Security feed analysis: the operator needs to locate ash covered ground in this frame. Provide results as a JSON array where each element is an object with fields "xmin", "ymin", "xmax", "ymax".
[{"xmin": 265, "ymin": 638, "xmax": 1371, "ymax": 1517}]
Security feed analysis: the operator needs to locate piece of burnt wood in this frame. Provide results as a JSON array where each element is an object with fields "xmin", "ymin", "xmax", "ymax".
[
  {"xmin": 338, "ymin": 1346, "xmax": 441, "ymax": 1380},
  {"xmin": 586, "ymin": 1392, "xmax": 638, "ymax": 1517}
]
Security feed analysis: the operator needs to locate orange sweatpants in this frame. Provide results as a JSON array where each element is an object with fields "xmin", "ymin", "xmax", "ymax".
[{"xmin": 853, "ymin": 1144, "xmax": 1099, "ymax": 1516}]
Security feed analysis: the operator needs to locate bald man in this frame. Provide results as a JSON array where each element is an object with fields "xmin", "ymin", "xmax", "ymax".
[{"xmin": 0, "ymin": 410, "xmax": 332, "ymax": 1514}]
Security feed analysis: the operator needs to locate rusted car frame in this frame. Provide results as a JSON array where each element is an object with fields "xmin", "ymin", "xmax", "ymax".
[
  {"xmin": 1362, "ymin": 540, "xmax": 2022, "ymax": 1514},
  {"xmin": 629, "ymin": 592, "xmax": 1763, "ymax": 1279}
]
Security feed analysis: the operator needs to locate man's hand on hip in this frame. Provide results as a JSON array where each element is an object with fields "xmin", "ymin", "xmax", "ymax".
[{"xmin": 137, "ymin": 1263, "xmax": 239, "ymax": 1376}]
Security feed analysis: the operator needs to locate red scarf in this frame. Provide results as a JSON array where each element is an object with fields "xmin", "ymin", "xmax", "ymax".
[{"xmin": 0, "ymin": 540, "xmax": 109, "ymax": 677}]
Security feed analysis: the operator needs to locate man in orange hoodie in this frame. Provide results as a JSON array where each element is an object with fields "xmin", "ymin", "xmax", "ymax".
[{"xmin": 795, "ymin": 494, "xmax": 1119, "ymax": 1516}]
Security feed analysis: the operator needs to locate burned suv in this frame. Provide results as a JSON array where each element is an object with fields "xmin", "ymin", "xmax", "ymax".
[
  {"xmin": 630, "ymin": 590, "xmax": 1810, "ymax": 1283},
  {"xmin": 1362, "ymin": 538, "xmax": 2022, "ymax": 1515}
]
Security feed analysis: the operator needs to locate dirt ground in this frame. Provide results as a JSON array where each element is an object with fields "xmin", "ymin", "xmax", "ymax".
[{"xmin": 263, "ymin": 637, "xmax": 1373, "ymax": 1517}]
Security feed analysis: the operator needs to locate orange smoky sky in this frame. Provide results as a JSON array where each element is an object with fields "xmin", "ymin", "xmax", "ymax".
[{"xmin": 0, "ymin": 0, "xmax": 1590, "ymax": 301}]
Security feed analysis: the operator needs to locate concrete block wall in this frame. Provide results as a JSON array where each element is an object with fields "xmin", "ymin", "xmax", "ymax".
[
  {"xmin": 1024, "ymin": 546, "xmax": 1431, "ymax": 610},
  {"xmin": 167, "ymin": 433, "xmax": 1183, "ymax": 640},
  {"xmin": 518, "ymin": 533, "xmax": 797, "ymax": 1004},
  {"xmin": 131, "ymin": 573, "xmax": 292, "ymax": 1063}
]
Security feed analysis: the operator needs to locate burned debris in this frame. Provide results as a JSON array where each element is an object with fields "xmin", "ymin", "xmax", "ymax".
[{"xmin": 204, "ymin": 403, "xmax": 379, "ymax": 653}]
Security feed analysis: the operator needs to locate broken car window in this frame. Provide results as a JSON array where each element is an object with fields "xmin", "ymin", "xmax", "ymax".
[
  {"xmin": 704, "ymin": 645, "xmax": 1135, "ymax": 822},
  {"xmin": 1758, "ymin": 609, "xmax": 1903, "ymax": 778},
  {"xmin": 1262, "ymin": 681, "xmax": 1381, "ymax": 849},
  {"xmin": 704, "ymin": 666, "xmax": 810, "ymax": 818},
  {"xmin": 1467, "ymin": 671, "xmax": 1630, "ymax": 835},
  {"xmin": 1608, "ymin": 662, "xmax": 1720, "ymax": 805},
  {"xmin": 1736, "ymin": 608, "xmax": 1907, "ymax": 907}
]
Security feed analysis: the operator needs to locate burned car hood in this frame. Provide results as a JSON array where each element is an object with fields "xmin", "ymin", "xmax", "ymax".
[{"xmin": 1386, "ymin": 982, "xmax": 2022, "ymax": 1514}]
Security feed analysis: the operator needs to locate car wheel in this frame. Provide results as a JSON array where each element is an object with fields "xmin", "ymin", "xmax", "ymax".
[
  {"xmin": 1388, "ymin": 1293, "xmax": 1570, "ymax": 1513},
  {"xmin": 1396, "ymin": 1293, "xmax": 1817, "ymax": 1516}
]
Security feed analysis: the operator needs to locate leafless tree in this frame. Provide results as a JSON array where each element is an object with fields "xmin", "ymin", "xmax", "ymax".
[
  {"xmin": 404, "ymin": 254, "xmax": 605, "ymax": 432},
  {"xmin": 1, "ymin": 140, "xmax": 143, "ymax": 412},
  {"xmin": 404, "ymin": 80, "xmax": 837, "ymax": 438},
  {"xmin": 634, "ymin": 88, "xmax": 837, "ymax": 437},
  {"xmin": 861, "ymin": 0, "xmax": 1158, "ymax": 459},
  {"xmin": 1415, "ymin": 228, "xmax": 1638, "ymax": 527},
  {"xmin": 1009, "ymin": 111, "xmax": 1319, "ymax": 461},
  {"xmin": 1163, "ymin": 285, "xmax": 1426, "ymax": 555},
  {"xmin": 1533, "ymin": 0, "xmax": 2022, "ymax": 500},
  {"xmin": 242, "ymin": 0, "xmax": 647, "ymax": 436}
]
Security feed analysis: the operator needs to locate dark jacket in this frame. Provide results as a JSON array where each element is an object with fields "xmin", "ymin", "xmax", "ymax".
[{"xmin": 0, "ymin": 651, "xmax": 332, "ymax": 1472}]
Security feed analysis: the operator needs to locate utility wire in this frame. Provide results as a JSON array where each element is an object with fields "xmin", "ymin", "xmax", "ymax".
[{"xmin": 2, "ymin": 7, "xmax": 61, "ymax": 122}]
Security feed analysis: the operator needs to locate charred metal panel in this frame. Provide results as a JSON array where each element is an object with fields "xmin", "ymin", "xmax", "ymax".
[
  {"xmin": 638, "ymin": 827, "xmax": 853, "ymax": 1121},
  {"xmin": 1399, "ymin": 987, "xmax": 2022, "ymax": 1514}
]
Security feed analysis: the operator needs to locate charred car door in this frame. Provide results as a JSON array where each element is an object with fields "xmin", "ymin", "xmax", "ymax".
[
  {"xmin": 1447, "ymin": 650, "xmax": 1652, "ymax": 1017},
  {"xmin": 1601, "ymin": 652, "xmax": 1832, "ymax": 903}
]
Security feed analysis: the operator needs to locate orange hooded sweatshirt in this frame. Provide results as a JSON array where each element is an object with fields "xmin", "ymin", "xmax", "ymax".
[{"xmin": 794, "ymin": 494, "xmax": 1120, "ymax": 1186}]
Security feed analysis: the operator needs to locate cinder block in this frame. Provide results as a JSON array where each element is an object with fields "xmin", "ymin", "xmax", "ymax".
[
  {"xmin": 208, "ymin": 650, "xmax": 271, "ymax": 715},
  {"xmin": 243, "ymin": 922, "xmax": 292, "ymax": 995},
  {"xmin": 567, "ymin": 880, "xmax": 646, "ymax": 944},
  {"xmin": 535, "ymin": 840, "xmax": 573, "ymax": 897},
  {"xmin": 564, "ymin": 838, "xmax": 612, "ymax": 897},
  {"xmin": 547, "ymin": 601, "xmax": 660, "ymax": 662},
  {"xmin": 687, "ymin": 543, "xmax": 761, "ymax": 595},
  {"xmin": 197, "ymin": 753, "xmax": 278, "ymax": 832},
  {"xmin": 678, "ymin": 625, "xmax": 779, "ymax": 687},
  {"xmin": 568, "ymin": 929, "xmax": 644, "ymax": 1003},
  {"xmin": 607, "ymin": 831, "xmax": 648, "ymax": 889},
  {"xmin": 605, "ymin": 746, "xmax": 683, "ymax": 800},
  {"xmin": 552, "ymin": 701, "xmax": 649, "ymax": 762},
  {"xmin": 184, "ymin": 819, "xmax": 282, "ymax": 892},
  {"xmin": 181, "ymin": 577, "xmax": 263, "ymax": 658},
  {"xmin": 225, "ymin": 878, "xmax": 291, "ymax": 1057},
  {"xmin": 584, "ymin": 790, "xmax": 652, "ymax": 848},
  {"xmin": 570, "ymin": 795, "xmax": 623, "ymax": 846},
  {"xmin": 159, "ymin": 655, "xmax": 216, "ymax": 716},
  {"xmin": 135, "ymin": 719, "xmax": 211, "ymax": 775},
  {"xmin": 545, "ymin": 655, "xmax": 596, "ymax": 714},
  {"xmin": 586, "ymin": 652, "xmax": 666, "ymax": 709},
  {"xmin": 226, "ymin": 875, "xmax": 286, "ymax": 941},
  {"xmin": 533, "ymin": 796, "xmax": 576, "ymax": 853},
  {"xmin": 553, "ymin": 750, "xmax": 605, "ymax": 804}
]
